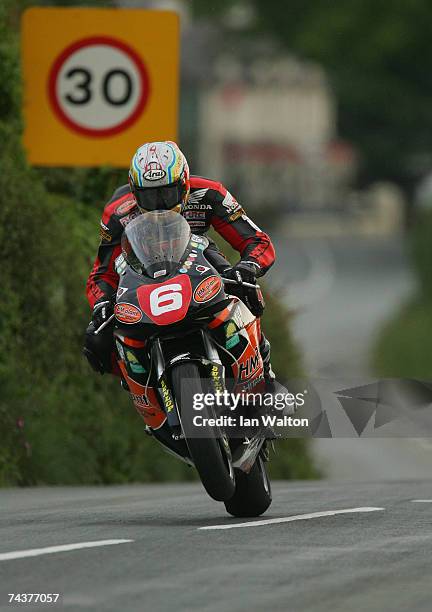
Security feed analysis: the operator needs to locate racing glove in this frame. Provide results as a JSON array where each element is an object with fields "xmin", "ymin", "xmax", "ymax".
[
  {"xmin": 223, "ymin": 261, "xmax": 260, "ymax": 285},
  {"xmin": 91, "ymin": 300, "xmax": 114, "ymax": 330},
  {"xmin": 222, "ymin": 261, "xmax": 265, "ymax": 317}
]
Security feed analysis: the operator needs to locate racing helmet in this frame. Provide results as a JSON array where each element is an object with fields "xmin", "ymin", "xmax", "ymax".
[{"xmin": 128, "ymin": 141, "xmax": 190, "ymax": 213}]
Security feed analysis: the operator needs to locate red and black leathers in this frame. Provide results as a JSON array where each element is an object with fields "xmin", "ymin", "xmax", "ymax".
[{"xmin": 86, "ymin": 176, "xmax": 275, "ymax": 309}]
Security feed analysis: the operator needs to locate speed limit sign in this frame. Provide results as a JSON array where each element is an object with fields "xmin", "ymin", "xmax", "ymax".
[
  {"xmin": 48, "ymin": 36, "xmax": 150, "ymax": 138},
  {"xmin": 21, "ymin": 8, "xmax": 179, "ymax": 167}
]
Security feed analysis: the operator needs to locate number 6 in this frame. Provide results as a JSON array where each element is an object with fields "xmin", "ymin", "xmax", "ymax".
[{"xmin": 149, "ymin": 284, "xmax": 183, "ymax": 316}]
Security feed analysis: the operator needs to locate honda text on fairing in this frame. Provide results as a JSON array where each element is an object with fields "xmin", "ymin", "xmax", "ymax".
[{"xmin": 95, "ymin": 211, "xmax": 272, "ymax": 516}]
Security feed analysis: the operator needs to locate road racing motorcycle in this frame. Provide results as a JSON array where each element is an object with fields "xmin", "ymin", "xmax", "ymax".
[{"xmin": 96, "ymin": 210, "xmax": 273, "ymax": 517}]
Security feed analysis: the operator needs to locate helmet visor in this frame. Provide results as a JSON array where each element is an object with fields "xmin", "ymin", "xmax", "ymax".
[{"xmin": 134, "ymin": 181, "xmax": 183, "ymax": 211}]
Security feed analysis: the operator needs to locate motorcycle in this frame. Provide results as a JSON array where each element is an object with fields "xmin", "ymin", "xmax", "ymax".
[{"xmin": 96, "ymin": 210, "xmax": 273, "ymax": 517}]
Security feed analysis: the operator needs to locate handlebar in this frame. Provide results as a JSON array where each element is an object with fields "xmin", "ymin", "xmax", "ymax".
[
  {"xmin": 93, "ymin": 314, "xmax": 115, "ymax": 335},
  {"xmin": 222, "ymin": 277, "xmax": 260, "ymax": 290}
]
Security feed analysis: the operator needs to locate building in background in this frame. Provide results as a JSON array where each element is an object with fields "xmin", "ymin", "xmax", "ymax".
[{"xmin": 199, "ymin": 55, "xmax": 356, "ymax": 214}]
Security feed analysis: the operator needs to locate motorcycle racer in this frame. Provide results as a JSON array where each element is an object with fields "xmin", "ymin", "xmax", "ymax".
[{"xmin": 84, "ymin": 141, "xmax": 276, "ymax": 385}]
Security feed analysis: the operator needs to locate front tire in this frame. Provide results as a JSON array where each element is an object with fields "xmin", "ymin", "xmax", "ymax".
[
  {"xmin": 224, "ymin": 456, "xmax": 272, "ymax": 517},
  {"xmin": 171, "ymin": 362, "xmax": 235, "ymax": 502}
]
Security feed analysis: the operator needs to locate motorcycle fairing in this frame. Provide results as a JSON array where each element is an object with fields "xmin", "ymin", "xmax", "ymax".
[
  {"xmin": 114, "ymin": 236, "xmax": 228, "ymax": 331},
  {"xmin": 117, "ymin": 358, "xmax": 167, "ymax": 429},
  {"xmin": 209, "ymin": 300, "xmax": 265, "ymax": 395}
]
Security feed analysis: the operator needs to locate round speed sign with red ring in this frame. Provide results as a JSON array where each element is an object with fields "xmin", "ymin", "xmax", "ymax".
[{"xmin": 48, "ymin": 36, "xmax": 150, "ymax": 138}]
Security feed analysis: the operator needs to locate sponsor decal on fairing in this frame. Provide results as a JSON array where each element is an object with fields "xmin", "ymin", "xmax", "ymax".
[
  {"xmin": 114, "ymin": 302, "xmax": 143, "ymax": 324},
  {"xmin": 193, "ymin": 275, "xmax": 222, "ymax": 303},
  {"xmin": 116, "ymin": 199, "xmax": 136, "ymax": 215}
]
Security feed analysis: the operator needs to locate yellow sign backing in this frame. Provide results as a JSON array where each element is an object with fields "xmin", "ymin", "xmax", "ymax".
[{"xmin": 21, "ymin": 8, "xmax": 179, "ymax": 167}]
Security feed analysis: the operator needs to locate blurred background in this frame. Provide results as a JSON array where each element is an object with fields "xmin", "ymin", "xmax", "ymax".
[{"xmin": 2, "ymin": 0, "xmax": 432, "ymax": 485}]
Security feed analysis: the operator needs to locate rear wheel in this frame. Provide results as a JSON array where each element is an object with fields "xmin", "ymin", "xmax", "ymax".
[
  {"xmin": 171, "ymin": 362, "xmax": 235, "ymax": 502},
  {"xmin": 224, "ymin": 456, "xmax": 272, "ymax": 517}
]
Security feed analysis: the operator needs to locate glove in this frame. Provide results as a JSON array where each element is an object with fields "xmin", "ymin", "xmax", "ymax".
[
  {"xmin": 92, "ymin": 300, "xmax": 114, "ymax": 330},
  {"xmin": 222, "ymin": 261, "xmax": 265, "ymax": 317},
  {"xmin": 222, "ymin": 261, "xmax": 260, "ymax": 285}
]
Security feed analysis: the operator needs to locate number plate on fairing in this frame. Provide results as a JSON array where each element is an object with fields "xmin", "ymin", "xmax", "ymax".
[{"xmin": 136, "ymin": 275, "xmax": 192, "ymax": 325}]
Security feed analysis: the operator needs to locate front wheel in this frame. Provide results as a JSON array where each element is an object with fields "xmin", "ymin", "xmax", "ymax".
[
  {"xmin": 171, "ymin": 362, "xmax": 235, "ymax": 502},
  {"xmin": 224, "ymin": 456, "xmax": 272, "ymax": 517}
]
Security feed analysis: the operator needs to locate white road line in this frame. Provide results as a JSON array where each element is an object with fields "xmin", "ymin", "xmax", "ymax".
[
  {"xmin": 411, "ymin": 500, "xmax": 432, "ymax": 503},
  {"xmin": 0, "ymin": 539, "xmax": 134, "ymax": 561},
  {"xmin": 199, "ymin": 507, "xmax": 384, "ymax": 530}
]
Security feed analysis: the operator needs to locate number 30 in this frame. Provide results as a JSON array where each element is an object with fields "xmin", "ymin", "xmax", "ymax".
[{"xmin": 65, "ymin": 67, "xmax": 133, "ymax": 106}]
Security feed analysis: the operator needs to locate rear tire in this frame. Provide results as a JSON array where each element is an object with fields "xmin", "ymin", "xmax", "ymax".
[
  {"xmin": 171, "ymin": 362, "xmax": 235, "ymax": 502},
  {"xmin": 224, "ymin": 456, "xmax": 272, "ymax": 517}
]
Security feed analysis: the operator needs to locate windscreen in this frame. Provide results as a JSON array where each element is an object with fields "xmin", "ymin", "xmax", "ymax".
[{"xmin": 121, "ymin": 210, "xmax": 191, "ymax": 278}]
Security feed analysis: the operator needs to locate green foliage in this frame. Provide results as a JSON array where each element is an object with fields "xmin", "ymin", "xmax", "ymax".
[
  {"xmin": 374, "ymin": 209, "xmax": 432, "ymax": 379},
  {"xmin": 36, "ymin": 167, "xmax": 125, "ymax": 209},
  {"xmin": 410, "ymin": 210, "xmax": 432, "ymax": 301},
  {"xmin": 262, "ymin": 290, "xmax": 303, "ymax": 379},
  {"xmin": 373, "ymin": 299, "xmax": 432, "ymax": 379},
  {"xmin": 261, "ymin": 290, "xmax": 318, "ymax": 479},
  {"xmin": 0, "ymin": 2, "xmax": 21, "ymax": 123},
  {"xmin": 268, "ymin": 439, "xmax": 319, "ymax": 479}
]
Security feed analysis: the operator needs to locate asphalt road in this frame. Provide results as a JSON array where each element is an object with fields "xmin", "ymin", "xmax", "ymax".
[{"xmin": 1, "ymin": 481, "xmax": 432, "ymax": 611}]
